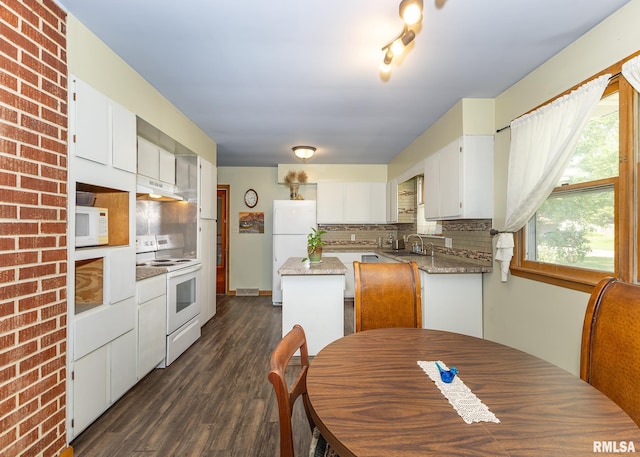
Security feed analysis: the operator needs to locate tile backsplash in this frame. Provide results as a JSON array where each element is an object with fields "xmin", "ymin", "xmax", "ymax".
[{"xmin": 320, "ymin": 219, "xmax": 492, "ymax": 265}]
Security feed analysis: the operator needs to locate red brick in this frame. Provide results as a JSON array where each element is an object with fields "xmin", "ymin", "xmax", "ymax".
[
  {"xmin": 41, "ymin": 164, "xmax": 66, "ymax": 182},
  {"xmin": 0, "ymin": 33, "xmax": 18, "ymax": 60},
  {"xmin": 0, "ymin": 222, "xmax": 38, "ymax": 236},
  {"xmin": 4, "ymin": 0, "xmax": 38, "ymax": 27},
  {"xmin": 41, "ymin": 274, "xmax": 65, "ymax": 290},
  {"xmin": 18, "ymin": 373, "xmax": 57, "ymax": 408},
  {"xmin": 0, "ymin": 280, "xmax": 38, "ymax": 301},
  {"xmin": 41, "ymin": 48, "xmax": 66, "ymax": 74},
  {"xmin": 0, "ymin": 238, "xmax": 16, "ymax": 251},
  {"xmin": 19, "ymin": 263, "xmax": 57, "ymax": 280},
  {"xmin": 41, "ymin": 105, "xmax": 66, "ymax": 128},
  {"xmin": 0, "ymin": 204, "xmax": 17, "ymax": 218},
  {"xmin": 0, "ymin": 424, "xmax": 17, "ymax": 452},
  {"xmin": 19, "ymin": 206, "xmax": 57, "ymax": 221},
  {"xmin": 18, "ymin": 236, "xmax": 55, "ymax": 250},
  {"xmin": 19, "ymin": 346, "xmax": 57, "ymax": 374},
  {"xmin": 0, "ymin": 170, "xmax": 18, "ymax": 186},
  {"xmin": 40, "ymin": 248, "xmax": 65, "ymax": 262},
  {"xmin": 40, "ymin": 137, "xmax": 66, "ymax": 155},
  {"xmin": 40, "ymin": 193, "xmax": 65, "ymax": 208},
  {"xmin": 0, "ymin": 340, "xmax": 38, "ymax": 368},
  {"xmin": 41, "ymin": 301, "xmax": 65, "ymax": 320},
  {"xmin": 41, "ymin": 76, "xmax": 66, "ymax": 102},
  {"xmin": 0, "ymin": 300, "xmax": 15, "ymax": 318},
  {"xmin": 0, "ymin": 22, "xmax": 39, "ymax": 57},
  {"xmin": 21, "ymin": 175, "xmax": 58, "ymax": 193},
  {"xmin": 40, "ymin": 221, "xmax": 66, "ymax": 234},
  {"xmin": 0, "ymin": 394, "xmax": 17, "ymax": 421},
  {"xmin": 0, "ymin": 250, "xmax": 38, "ymax": 268},
  {"xmin": 0, "ymin": 139, "xmax": 18, "ymax": 156},
  {"xmin": 18, "ymin": 291, "xmax": 57, "ymax": 312},
  {"xmin": 0, "ymin": 2, "xmax": 20, "ymax": 27},
  {"xmin": 1, "ymin": 104, "xmax": 18, "ymax": 123},
  {"xmin": 0, "ymin": 269, "xmax": 16, "ymax": 284},
  {"xmin": 22, "ymin": 51, "xmax": 58, "ymax": 85},
  {"xmin": 40, "ymin": 354, "xmax": 64, "ymax": 378},
  {"xmin": 0, "ymin": 154, "xmax": 39, "ymax": 176},
  {"xmin": 0, "ymin": 189, "xmax": 39, "ymax": 205},
  {"xmin": 20, "ymin": 83, "xmax": 58, "ymax": 110},
  {"xmin": 0, "ymin": 122, "xmax": 39, "ymax": 146}
]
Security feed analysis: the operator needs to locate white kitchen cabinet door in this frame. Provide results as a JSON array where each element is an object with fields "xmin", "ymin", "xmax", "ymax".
[
  {"xmin": 438, "ymin": 140, "xmax": 462, "ymax": 219},
  {"xmin": 317, "ymin": 182, "xmax": 346, "ymax": 223},
  {"xmin": 386, "ymin": 179, "xmax": 398, "ymax": 223},
  {"xmin": 73, "ymin": 77, "xmax": 109, "ymax": 165},
  {"xmin": 200, "ymin": 158, "xmax": 216, "ymax": 219},
  {"xmin": 420, "ymin": 271, "xmax": 483, "ymax": 338},
  {"xmin": 72, "ymin": 345, "xmax": 108, "ymax": 437},
  {"xmin": 345, "ymin": 183, "xmax": 371, "ymax": 223},
  {"xmin": 109, "ymin": 247, "xmax": 136, "ymax": 305},
  {"xmin": 110, "ymin": 329, "xmax": 137, "ymax": 402},
  {"xmin": 423, "ymin": 153, "xmax": 440, "ymax": 219},
  {"xmin": 424, "ymin": 135, "xmax": 493, "ymax": 220},
  {"xmin": 159, "ymin": 148, "xmax": 176, "ymax": 185},
  {"xmin": 138, "ymin": 294, "xmax": 167, "ymax": 378},
  {"xmin": 137, "ymin": 136, "xmax": 160, "ymax": 179},
  {"xmin": 199, "ymin": 218, "xmax": 217, "ymax": 325},
  {"xmin": 370, "ymin": 183, "xmax": 387, "ymax": 223},
  {"xmin": 111, "ymin": 101, "xmax": 137, "ymax": 174}
]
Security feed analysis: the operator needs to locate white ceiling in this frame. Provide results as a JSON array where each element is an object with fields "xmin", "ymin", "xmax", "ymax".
[{"xmin": 57, "ymin": 0, "xmax": 630, "ymax": 166}]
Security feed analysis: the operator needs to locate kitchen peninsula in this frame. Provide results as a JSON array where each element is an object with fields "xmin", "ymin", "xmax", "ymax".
[{"xmin": 278, "ymin": 256, "xmax": 347, "ymax": 355}]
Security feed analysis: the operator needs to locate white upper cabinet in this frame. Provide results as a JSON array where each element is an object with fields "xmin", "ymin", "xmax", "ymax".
[
  {"xmin": 386, "ymin": 179, "xmax": 398, "ymax": 223},
  {"xmin": 137, "ymin": 136, "xmax": 176, "ymax": 185},
  {"xmin": 71, "ymin": 76, "xmax": 136, "ymax": 173},
  {"xmin": 317, "ymin": 182, "xmax": 387, "ymax": 224},
  {"xmin": 199, "ymin": 157, "xmax": 216, "ymax": 219},
  {"xmin": 424, "ymin": 135, "xmax": 493, "ymax": 220}
]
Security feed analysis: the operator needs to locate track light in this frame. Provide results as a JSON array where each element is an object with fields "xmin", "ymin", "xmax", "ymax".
[
  {"xmin": 380, "ymin": 1, "xmax": 423, "ymax": 74},
  {"xmin": 399, "ymin": 0, "xmax": 423, "ymax": 25}
]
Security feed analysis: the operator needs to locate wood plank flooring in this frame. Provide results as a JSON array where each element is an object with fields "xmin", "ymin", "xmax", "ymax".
[{"xmin": 71, "ymin": 295, "xmax": 354, "ymax": 457}]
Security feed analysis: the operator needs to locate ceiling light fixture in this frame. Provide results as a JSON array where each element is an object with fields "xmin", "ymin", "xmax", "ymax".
[
  {"xmin": 380, "ymin": 0, "xmax": 423, "ymax": 74},
  {"xmin": 292, "ymin": 145, "xmax": 316, "ymax": 162},
  {"xmin": 399, "ymin": 0, "xmax": 423, "ymax": 25}
]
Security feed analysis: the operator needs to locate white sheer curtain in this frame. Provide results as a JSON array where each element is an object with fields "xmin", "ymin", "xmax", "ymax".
[
  {"xmin": 622, "ymin": 55, "xmax": 640, "ymax": 93},
  {"xmin": 495, "ymin": 74, "xmax": 610, "ymax": 282}
]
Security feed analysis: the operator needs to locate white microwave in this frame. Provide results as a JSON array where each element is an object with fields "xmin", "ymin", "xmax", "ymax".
[{"xmin": 75, "ymin": 206, "xmax": 109, "ymax": 247}]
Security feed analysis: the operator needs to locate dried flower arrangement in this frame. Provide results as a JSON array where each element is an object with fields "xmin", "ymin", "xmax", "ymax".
[{"xmin": 283, "ymin": 170, "xmax": 308, "ymax": 200}]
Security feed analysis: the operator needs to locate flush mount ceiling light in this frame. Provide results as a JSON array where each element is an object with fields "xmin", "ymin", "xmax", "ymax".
[
  {"xmin": 292, "ymin": 146, "xmax": 316, "ymax": 162},
  {"xmin": 381, "ymin": 0, "xmax": 423, "ymax": 74}
]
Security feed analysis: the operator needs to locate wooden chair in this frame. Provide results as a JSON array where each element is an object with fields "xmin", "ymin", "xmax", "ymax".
[
  {"xmin": 268, "ymin": 324, "xmax": 337, "ymax": 457},
  {"xmin": 580, "ymin": 277, "xmax": 640, "ymax": 427},
  {"xmin": 353, "ymin": 261, "xmax": 422, "ymax": 332}
]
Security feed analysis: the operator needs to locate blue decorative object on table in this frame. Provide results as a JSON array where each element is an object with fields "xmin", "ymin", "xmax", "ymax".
[{"xmin": 436, "ymin": 361, "xmax": 458, "ymax": 383}]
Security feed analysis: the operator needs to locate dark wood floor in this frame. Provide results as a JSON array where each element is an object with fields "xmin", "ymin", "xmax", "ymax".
[{"xmin": 71, "ymin": 295, "xmax": 354, "ymax": 457}]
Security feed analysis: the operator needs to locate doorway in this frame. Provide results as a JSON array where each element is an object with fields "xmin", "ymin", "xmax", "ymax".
[{"xmin": 216, "ymin": 186, "xmax": 229, "ymax": 294}]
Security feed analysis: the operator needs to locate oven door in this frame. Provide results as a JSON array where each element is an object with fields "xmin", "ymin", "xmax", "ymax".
[{"xmin": 166, "ymin": 263, "xmax": 202, "ymax": 335}]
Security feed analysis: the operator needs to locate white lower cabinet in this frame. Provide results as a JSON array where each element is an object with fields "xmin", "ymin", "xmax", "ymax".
[
  {"xmin": 419, "ymin": 271, "xmax": 483, "ymax": 338},
  {"xmin": 72, "ymin": 327, "xmax": 136, "ymax": 437},
  {"xmin": 136, "ymin": 275, "xmax": 167, "ymax": 379}
]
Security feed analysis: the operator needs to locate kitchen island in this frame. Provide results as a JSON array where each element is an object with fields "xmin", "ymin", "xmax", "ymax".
[{"xmin": 278, "ymin": 256, "xmax": 347, "ymax": 355}]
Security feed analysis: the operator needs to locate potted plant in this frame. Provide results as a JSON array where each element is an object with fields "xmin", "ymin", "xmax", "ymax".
[{"xmin": 302, "ymin": 227, "xmax": 326, "ymax": 262}]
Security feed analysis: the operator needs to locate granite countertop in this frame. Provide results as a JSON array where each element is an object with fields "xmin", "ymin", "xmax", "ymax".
[
  {"xmin": 324, "ymin": 247, "xmax": 493, "ymax": 274},
  {"xmin": 278, "ymin": 256, "xmax": 348, "ymax": 275},
  {"xmin": 136, "ymin": 266, "xmax": 168, "ymax": 281}
]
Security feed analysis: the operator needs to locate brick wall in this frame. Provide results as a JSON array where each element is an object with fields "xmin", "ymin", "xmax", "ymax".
[{"xmin": 1, "ymin": 1, "xmax": 69, "ymax": 456}]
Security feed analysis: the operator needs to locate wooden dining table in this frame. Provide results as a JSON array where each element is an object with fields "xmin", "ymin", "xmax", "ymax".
[{"xmin": 306, "ymin": 328, "xmax": 640, "ymax": 456}]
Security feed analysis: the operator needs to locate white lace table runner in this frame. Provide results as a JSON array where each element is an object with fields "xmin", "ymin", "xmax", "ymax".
[{"xmin": 417, "ymin": 361, "xmax": 500, "ymax": 424}]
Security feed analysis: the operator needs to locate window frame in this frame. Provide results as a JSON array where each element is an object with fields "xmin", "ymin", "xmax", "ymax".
[{"xmin": 510, "ymin": 62, "xmax": 635, "ymax": 293}]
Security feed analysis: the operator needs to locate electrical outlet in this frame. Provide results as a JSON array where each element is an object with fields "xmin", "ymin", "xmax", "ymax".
[
  {"xmin": 445, "ymin": 237, "xmax": 452, "ymax": 248},
  {"xmin": 351, "ymin": 234, "xmax": 356, "ymax": 241}
]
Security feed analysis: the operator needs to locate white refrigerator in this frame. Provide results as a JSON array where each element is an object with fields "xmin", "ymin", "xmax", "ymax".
[{"xmin": 272, "ymin": 200, "xmax": 317, "ymax": 305}]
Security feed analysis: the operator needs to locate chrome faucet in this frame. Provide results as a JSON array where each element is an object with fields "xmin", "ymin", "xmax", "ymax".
[
  {"xmin": 425, "ymin": 242, "xmax": 434, "ymax": 257},
  {"xmin": 406, "ymin": 234, "xmax": 424, "ymax": 254}
]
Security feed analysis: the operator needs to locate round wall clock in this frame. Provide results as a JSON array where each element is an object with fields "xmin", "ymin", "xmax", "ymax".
[{"xmin": 244, "ymin": 188, "xmax": 258, "ymax": 208}]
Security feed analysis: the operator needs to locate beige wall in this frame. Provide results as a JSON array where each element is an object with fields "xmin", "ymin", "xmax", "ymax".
[
  {"xmin": 66, "ymin": 15, "xmax": 217, "ymax": 164},
  {"xmin": 485, "ymin": 0, "xmax": 640, "ymax": 376}
]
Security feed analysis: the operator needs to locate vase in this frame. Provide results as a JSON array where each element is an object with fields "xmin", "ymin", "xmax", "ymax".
[
  {"xmin": 289, "ymin": 183, "xmax": 299, "ymax": 200},
  {"xmin": 308, "ymin": 245, "xmax": 322, "ymax": 262}
]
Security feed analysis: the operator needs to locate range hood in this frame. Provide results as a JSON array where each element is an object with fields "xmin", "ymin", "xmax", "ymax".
[{"xmin": 136, "ymin": 175, "xmax": 184, "ymax": 201}]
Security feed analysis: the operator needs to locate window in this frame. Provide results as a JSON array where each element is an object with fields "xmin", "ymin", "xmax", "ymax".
[{"xmin": 512, "ymin": 69, "xmax": 636, "ymax": 292}]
